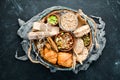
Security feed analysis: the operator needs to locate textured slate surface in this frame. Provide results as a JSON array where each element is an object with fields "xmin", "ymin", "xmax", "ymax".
[{"xmin": 0, "ymin": 0, "xmax": 120, "ymax": 80}]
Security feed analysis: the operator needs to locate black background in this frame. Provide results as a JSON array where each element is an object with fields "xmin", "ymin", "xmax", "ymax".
[{"xmin": 0, "ymin": 0, "xmax": 120, "ymax": 80}]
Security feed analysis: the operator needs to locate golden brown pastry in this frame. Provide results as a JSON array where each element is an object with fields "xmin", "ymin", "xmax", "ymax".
[
  {"xmin": 41, "ymin": 47, "xmax": 57, "ymax": 64},
  {"xmin": 58, "ymin": 52, "xmax": 73, "ymax": 67}
]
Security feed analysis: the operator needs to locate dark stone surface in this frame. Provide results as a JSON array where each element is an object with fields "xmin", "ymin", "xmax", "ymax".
[{"xmin": 0, "ymin": 0, "xmax": 120, "ymax": 80}]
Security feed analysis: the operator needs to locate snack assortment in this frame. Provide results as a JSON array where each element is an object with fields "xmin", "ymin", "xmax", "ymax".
[
  {"xmin": 17, "ymin": 6, "xmax": 106, "ymax": 73},
  {"xmin": 28, "ymin": 10, "xmax": 92, "ymax": 68}
]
